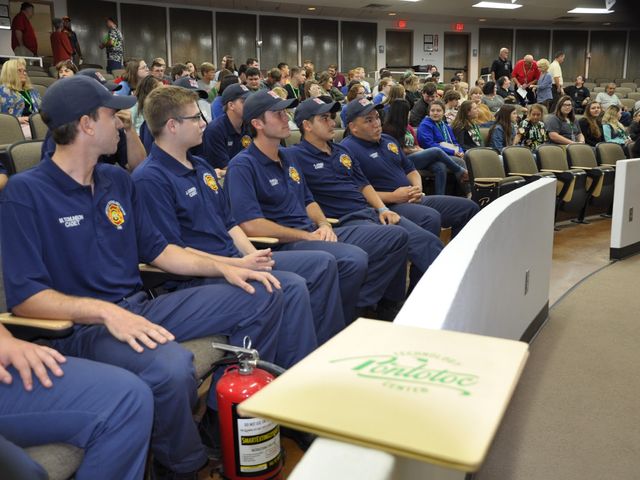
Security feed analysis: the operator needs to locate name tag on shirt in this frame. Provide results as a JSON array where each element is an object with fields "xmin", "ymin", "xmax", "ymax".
[
  {"xmin": 227, "ymin": 141, "xmax": 234, "ymax": 146},
  {"xmin": 58, "ymin": 214, "xmax": 84, "ymax": 228},
  {"xmin": 185, "ymin": 187, "xmax": 198, "ymax": 198},
  {"xmin": 269, "ymin": 178, "xmax": 279, "ymax": 187},
  {"xmin": 313, "ymin": 162, "xmax": 324, "ymax": 170},
  {"xmin": 370, "ymin": 152, "xmax": 379, "ymax": 158}
]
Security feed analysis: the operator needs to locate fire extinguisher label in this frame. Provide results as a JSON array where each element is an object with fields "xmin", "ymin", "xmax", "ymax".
[{"xmin": 233, "ymin": 404, "xmax": 282, "ymax": 476}]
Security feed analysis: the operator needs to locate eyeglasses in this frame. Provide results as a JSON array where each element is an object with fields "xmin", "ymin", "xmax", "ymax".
[{"xmin": 174, "ymin": 112, "xmax": 205, "ymax": 122}]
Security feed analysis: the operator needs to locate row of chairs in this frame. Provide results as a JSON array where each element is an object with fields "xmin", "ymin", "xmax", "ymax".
[
  {"xmin": 588, "ymin": 86, "xmax": 639, "ymax": 99},
  {"xmin": 588, "ymin": 79, "xmax": 640, "ymax": 88},
  {"xmin": 0, "ymin": 113, "xmax": 47, "ymax": 148},
  {"xmin": 466, "ymin": 142, "xmax": 626, "ymax": 222}
]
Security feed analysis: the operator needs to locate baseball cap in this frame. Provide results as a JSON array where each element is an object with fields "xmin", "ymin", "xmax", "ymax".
[
  {"xmin": 242, "ymin": 90, "xmax": 298, "ymax": 123},
  {"xmin": 76, "ymin": 68, "xmax": 121, "ymax": 92},
  {"xmin": 294, "ymin": 97, "xmax": 341, "ymax": 129},
  {"xmin": 344, "ymin": 97, "xmax": 384, "ymax": 124},
  {"xmin": 221, "ymin": 83, "xmax": 251, "ymax": 105},
  {"xmin": 41, "ymin": 75, "xmax": 136, "ymax": 130},
  {"xmin": 173, "ymin": 77, "xmax": 208, "ymax": 99}
]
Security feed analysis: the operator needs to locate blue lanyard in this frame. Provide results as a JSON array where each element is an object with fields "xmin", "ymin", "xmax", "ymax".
[{"xmin": 436, "ymin": 121, "xmax": 451, "ymax": 143}]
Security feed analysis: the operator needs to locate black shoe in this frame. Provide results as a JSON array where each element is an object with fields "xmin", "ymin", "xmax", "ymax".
[
  {"xmin": 354, "ymin": 306, "xmax": 378, "ymax": 320},
  {"xmin": 376, "ymin": 299, "xmax": 404, "ymax": 322},
  {"xmin": 198, "ymin": 408, "xmax": 222, "ymax": 460},
  {"xmin": 280, "ymin": 426, "xmax": 316, "ymax": 451}
]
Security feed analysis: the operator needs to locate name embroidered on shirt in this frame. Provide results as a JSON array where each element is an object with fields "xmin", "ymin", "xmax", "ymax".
[
  {"xmin": 58, "ymin": 214, "xmax": 84, "ymax": 228},
  {"xmin": 313, "ymin": 162, "xmax": 324, "ymax": 170},
  {"xmin": 185, "ymin": 187, "xmax": 198, "ymax": 198},
  {"xmin": 269, "ymin": 178, "xmax": 279, "ymax": 186},
  {"xmin": 227, "ymin": 140, "xmax": 234, "ymax": 146},
  {"xmin": 370, "ymin": 152, "xmax": 379, "ymax": 158}
]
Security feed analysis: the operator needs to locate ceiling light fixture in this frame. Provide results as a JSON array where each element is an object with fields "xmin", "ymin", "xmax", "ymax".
[
  {"xmin": 473, "ymin": 2, "xmax": 523, "ymax": 9},
  {"xmin": 478, "ymin": 18, "xmax": 487, "ymax": 21},
  {"xmin": 388, "ymin": 12, "xmax": 397, "ymax": 15},
  {"xmin": 568, "ymin": 7, "xmax": 613, "ymax": 13},
  {"xmin": 307, "ymin": 6, "xmax": 316, "ymax": 10}
]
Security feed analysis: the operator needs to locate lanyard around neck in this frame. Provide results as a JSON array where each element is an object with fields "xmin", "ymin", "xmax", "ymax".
[{"xmin": 436, "ymin": 121, "xmax": 451, "ymax": 142}]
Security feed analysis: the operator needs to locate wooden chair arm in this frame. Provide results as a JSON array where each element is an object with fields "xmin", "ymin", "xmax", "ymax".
[
  {"xmin": 248, "ymin": 236, "xmax": 280, "ymax": 245},
  {"xmin": 0, "ymin": 312, "xmax": 74, "ymax": 341}
]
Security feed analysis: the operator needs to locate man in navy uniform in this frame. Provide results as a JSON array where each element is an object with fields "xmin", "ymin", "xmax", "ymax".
[
  {"xmin": 225, "ymin": 90, "xmax": 412, "ymax": 320},
  {"xmin": 132, "ymin": 86, "xmax": 343, "ymax": 345},
  {"xmin": 202, "ymin": 83, "xmax": 253, "ymax": 172},
  {"xmin": 0, "ymin": 76, "xmax": 314, "ymax": 478},
  {"xmin": 340, "ymin": 99, "xmax": 479, "ymax": 239},
  {"xmin": 289, "ymin": 98, "xmax": 446, "ymax": 295}
]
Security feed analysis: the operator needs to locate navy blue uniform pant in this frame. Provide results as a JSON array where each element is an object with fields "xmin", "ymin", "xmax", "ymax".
[
  {"xmin": 50, "ymin": 282, "xmax": 284, "ymax": 474},
  {"xmin": 0, "ymin": 357, "xmax": 153, "ymax": 480}
]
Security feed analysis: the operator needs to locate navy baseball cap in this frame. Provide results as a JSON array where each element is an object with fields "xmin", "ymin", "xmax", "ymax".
[
  {"xmin": 41, "ymin": 75, "xmax": 136, "ymax": 129},
  {"xmin": 221, "ymin": 83, "xmax": 251, "ymax": 105},
  {"xmin": 76, "ymin": 68, "xmax": 121, "ymax": 92},
  {"xmin": 294, "ymin": 97, "xmax": 341, "ymax": 129},
  {"xmin": 344, "ymin": 97, "xmax": 384, "ymax": 124},
  {"xmin": 173, "ymin": 77, "xmax": 208, "ymax": 99},
  {"xmin": 243, "ymin": 90, "xmax": 298, "ymax": 123}
]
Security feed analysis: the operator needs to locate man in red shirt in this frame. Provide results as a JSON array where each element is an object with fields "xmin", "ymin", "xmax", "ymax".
[
  {"xmin": 11, "ymin": 2, "xmax": 38, "ymax": 56},
  {"xmin": 51, "ymin": 18, "xmax": 73, "ymax": 64},
  {"xmin": 511, "ymin": 54, "xmax": 539, "ymax": 105}
]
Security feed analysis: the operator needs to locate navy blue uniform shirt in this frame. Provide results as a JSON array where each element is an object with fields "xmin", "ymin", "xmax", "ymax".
[
  {"xmin": 288, "ymin": 140, "xmax": 370, "ymax": 218},
  {"xmin": 202, "ymin": 113, "xmax": 252, "ymax": 169},
  {"xmin": 1, "ymin": 155, "xmax": 168, "ymax": 309},
  {"xmin": 226, "ymin": 143, "xmax": 316, "ymax": 231},
  {"xmin": 341, "ymin": 133, "xmax": 416, "ymax": 192},
  {"xmin": 132, "ymin": 144, "xmax": 240, "ymax": 258}
]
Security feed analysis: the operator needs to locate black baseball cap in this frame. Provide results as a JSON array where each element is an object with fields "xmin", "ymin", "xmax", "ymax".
[
  {"xmin": 221, "ymin": 83, "xmax": 251, "ymax": 105},
  {"xmin": 344, "ymin": 97, "xmax": 384, "ymax": 124},
  {"xmin": 41, "ymin": 75, "xmax": 136, "ymax": 129},
  {"xmin": 242, "ymin": 90, "xmax": 298, "ymax": 123},
  {"xmin": 173, "ymin": 77, "xmax": 208, "ymax": 99},
  {"xmin": 294, "ymin": 97, "xmax": 341, "ymax": 129},
  {"xmin": 76, "ymin": 68, "xmax": 121, "ymax": 92}
]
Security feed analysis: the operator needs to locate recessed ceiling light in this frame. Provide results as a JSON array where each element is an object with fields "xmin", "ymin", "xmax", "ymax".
[
  {"xmin": 388, "ymin": 12, "xmax": 397, "ymax": 15},
  {"xmin": 399, "ymin": 0, "xmax": 420, "ymax": 3},
  {"xmin": 479, "ymin": 18, "xmax": 487, "ymax": 21},
  {"xmin": 473, "ymin": 2, "xmax": 523, "ymax": 9},
  {"xmin": 602, "ymin": 22, "xmax": 611, "ymax": 25},
  {"xmin": 307, "ymin": 6, "xmax": 316, "ymax": 10},
  {"xmin": 568, "ymin": 8, "xmax": 613, "ymax": 14}
]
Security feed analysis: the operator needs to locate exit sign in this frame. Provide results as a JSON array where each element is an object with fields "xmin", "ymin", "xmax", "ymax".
[
  {"xmin": 452, "ymin": 23, "xmax": 465, "ymax": 31},
  {"xmin": 395, "ymin": 20, "xmax": 407, "ymax": 29}
]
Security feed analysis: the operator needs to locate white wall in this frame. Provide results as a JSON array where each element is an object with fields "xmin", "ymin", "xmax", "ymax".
[
  {"xmin": 611, "ymin": 158, "xmax": 640, "ymax": 254},
  {"xmin": 0, "ymin": 0, "xmax": 67, "ymax": 56},
  {"xmin": 395, "ymin": 178, "xmax": 556, "ymax": 341}
]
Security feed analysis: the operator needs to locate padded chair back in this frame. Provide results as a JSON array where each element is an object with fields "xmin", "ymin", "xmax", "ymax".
[
  {"xmin": 48, "ymin": 66, "xmax": 58, "ymax": 78},
  {"xmin": 333, "ymin": 128, "xmax": 345, "ymax": 143},
  {"xmin": 32, "ymin": 84, "xmax": 47, "ymax": 98},
  {"xmin": 465, "ymin": 147, "xmax": 525, "ymax": 207},
  {"xmin": 502, "ymin": 146, "xmax": 539, "ymax": 175},
  {"xmin": 616, "ymin": 87, "xmax": 632, "ymax": 98},
  {"xmin": 566, "ymin": 144, "xmax": 598, "ymax": 169},
  {"xmin": 466, "ymin": 147, "xmax": 506, "ymax": 179},
  {"xmin": 620, "ymin": 98, "xmax": 636, "ymax": 111},
  {"xmin": 29, "ymin": 113, "xmax": 48, "ymax": 140},
  {"xmin": 31, "ymin": 76, "xmax": 57, "ymax": 88},
  {"xmin": 592, "ymin": 87, "xmax": 605, "ymax": 93},
  {"xmin": 27, "ymin": 70, "xmax": 49, "ymax": 77},
  {"xmin": 583, "ymin": 82, "xmax": 597, "ymax": 90},
  {"xmin": 596, "ymin": 79, "xmax": 612, "ymax": 86},
  {"xmin": 285, "ymin": 129, "xmax": 302, "ymax": 146},
  {"xmin": 627, "ymin": 92, "xmax": 640, "ymax": 102},
  {"xmin": 596, "ymin": 142, "xmax": 627, "ymax": 167},
  {"xmin": 0, "ymin": 114, "xmax": 25, "ymax": 145},
  {"xmin": 538, "ymin": 144, "xmax": 570, "ymax": 171},
  {"xmin": 620, "ymin": 82, "xmax": 638, "ymax": 90},
  {"xmin": 111, "ymin": 68, "xmax": 126, "ymax": 78},
  {"xmin": 479, "ymin": 127, "xmax": 490, "ymax": 146},
  {"xmin": 6, "ymin": 140, "xmax": 44, "ymax": 175}
]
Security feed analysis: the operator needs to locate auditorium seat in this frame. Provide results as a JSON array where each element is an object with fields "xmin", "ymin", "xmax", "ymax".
[
  {"xmin": 620, "ymin": 82, "xmax": 638, "ymax": 90},
  {"xmin": 0, "ymin": 114, "xmax": 25, "ymax": 152},
  {"xmin": 4, "ymin": 140, "xmax": 44, "ymax": 175},
  {"xmin": 465, "ymin": 147, "xmax": 525, "ymax": 208},
  {"xmin": 627, "ymin": 92, "xmax": 640, "ymax": 101},
  {"xmin": 29, "ymin": 113, "xmax": 48, "ymax": 140},
  {"xmin": 502, "ymin": 146, "xmax": 555, "ymax": 183},
  {"xmin": 31, "ymin": 84, "xmax": 47, "ymax": 98},
  {"xmin": 537, "ymin": 144, "xmax": 590, "ymax": 223},
  {"xmin": 595, "ymin": 142, "xmax": 627, "ymax": 168},
  {"xmin": 30, "ymin": 76, "xmax": 57, "ymax": 88},
  {"xmin": 566, "ymin": 143, "xmax": 615, "ymax": 215},
  {"xmin": 620, "ymin": 98, "xmax": 635, "ymax": 111},
  {"xmin": 285, "ymin": 129, "xmax": 302, "ymax": 146}
]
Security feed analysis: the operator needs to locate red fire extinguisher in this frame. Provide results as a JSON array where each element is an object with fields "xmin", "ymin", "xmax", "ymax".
[{"xmin": 213, "ymin": 338, "xmax": 284, "ymax": 480}]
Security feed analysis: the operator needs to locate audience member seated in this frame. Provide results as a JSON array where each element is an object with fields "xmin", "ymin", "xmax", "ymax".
[
  {"xmin": 374, "ymin": 69, "xmax": 393, "ymax": 95},
  {"xmin": 469, "ymin": 86, "xmax": 494, "ymax": 125},
  {"xmin": 354, "ymin": 67, "xmax": 371, "ymax": 94},
  {"xmin": 601, "ymin": 104, "xmax": 633, "ymax": 155},
  {"xmin": 534, "ymin": 59, "xmax": 553, "ymax": 109},
  {"xmin": 129, "ymin": 75, "xmax": 162, "ymax": 134},
  {"xmin": 629, "ymin": 109, "xmax": 640, "ymax": 157},
  {"xmin": 303, "ymin": 59, "xmax": 317, "ymax": 81},
  {"xmin": 3, "ymin": 75, "xmax": 307, "ymax": 479},
  {"xmin": 304, "ymin": 79, "xmax": 323, "ymax": 99},
  {"xmin": 481, "ymin": 81, "xmax": 505, "ymax": 113},
  {"xmin": 452, "ymin": 100, "xmax": 485, "ymax": 150},
  {"xmin": 488, "ymin": 104, "xmax": 521, "ymax": 152},
  {"xmin": 184, "ymin": 61, "xmax": 197, "ymax": 80},
  {"xmin": 578, "ymin": 101, "xmax": 604, "ymax": 147},
  {"xmin": 401, "ymin": 72, "xmax": 421, "ymax": 108},
  {"xmin": 245, "ymin": 66, "xmax": 261, "ymax": 92},
  {"xmin": 197, "ymin": 62, "xmax": 217, "ymax": 101},
  {"xmin": 55, "ymin": 59, "xmax": 77, "ymax": 78},
  {"xmin": 518, "ymin": 103, "xmax": 548, "ymax": 151},
  {"xmin": 0, "ymin": 324, "xmax": 153, "ymax": 480},
  {"xmin": 384, "ymin": 99, "xmax": 469, "ymax": 196},
  {"xmin": 545, "ymin": 94, "xmax": 585, "ymax": 145},
  {"xmin": 564, "ymin": 75, "xmax": 591, "ymax": 114},
  {"xmin": 475, "ymin": 77, "xmax": 486, "ymax": 89},
  {"xmin": 373, "ymin": 78, "xmax": 393, "ymax": 105},
  {"xmin": 260, "ymin": 68, "xmax": 282, "ymax": 91},
  {"xmin": 150, "ymin": 58, "xmax": 170, "ymax": 85},
  {"xmin": 212, "ymin": 74, "xmax": 240, "ymax": 119},
  {"xmin": 596, "ymin": 83, "xmax": 631, "ymax": 126},
  {"xmin": 328, "ymin": 64, "xmax": 346, "ymax": 90},
  {"xmin": 285, "ymin": 66, "xmax": 306, "ymax": 100},
  {"xmin": 496, "ymin": 76, "xmax": 517, "ymax": 103},
  {"xmin": 114, "ymin": 58, "xmax": 149, "ymax": 96},
  {"xmin": 170, "ymin": 63, "xmax": 190, "ymax": 83},
  {"xmin": 0, "ymin": 58, "xmax": 42, "ymax": 127},
  {"xmin": 318, "ymin": 71, "xmax": 345, "ymax": 102},
  {"xmin": 380, "ymin": 84, "xmax": 406, "ymax": 116},
  {"xmin": 340, "ymin": 82, "xmax": 365, "ymax": 127},
  {"xmin": 409, "ymin": 82, "xmax": 437, "ymax": 127},
  {"xmin": 203, "ymin": 83, "xmax": 252, "ymax": 171},
  {"xmin": 416, "ymin": 99, "xmax": 468, "ymax": 177},
  {"xmin": 443, "ymin": 89, "xmax": 461, "ymax": 125},
  {"xmin": 511, "ymin": 54, "xmax": 539, "ymax": 105},
  {"xmin": 214, "ymin": 55, "xmax": 237, "ymax": 81}
]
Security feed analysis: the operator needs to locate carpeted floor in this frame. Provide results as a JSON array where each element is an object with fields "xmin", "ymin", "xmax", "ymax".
[{"xmin": 474, "ymin": 254, "xmax": 640, "ymax": 480}]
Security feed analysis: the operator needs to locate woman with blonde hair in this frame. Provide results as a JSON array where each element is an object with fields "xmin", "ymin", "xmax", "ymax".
[
  {"xmin": 535, "ymin": 58, "xmax": 553, "ymax": 109},
  {"xmin": 468, "ymin": 86, "xmax": 494, "ymax": 125},
  {"xmin": 601, "ymin": 104, "xmax": 632, "ymax": 154},
  {"xmin": 401, "ymin": 72, "xmax": 421, "ymax": 107},
  {"xmin": 0, "ymin": 58, "xmax": 42, "ymax": 125}
]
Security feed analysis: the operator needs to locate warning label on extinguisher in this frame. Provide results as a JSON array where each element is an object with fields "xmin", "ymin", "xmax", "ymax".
[{"xmin": 235, "ymin": 411, "xmax": 282, "ymax": 475}]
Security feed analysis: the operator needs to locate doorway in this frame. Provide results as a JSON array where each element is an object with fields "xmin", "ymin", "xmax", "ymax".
[
  {"xmin": 444, "ymin": 33, "xmax": 470, "ymax": 83},
  {"xmin": 386, "ymin": 30, "xmax": 413, "ymax": 68}
]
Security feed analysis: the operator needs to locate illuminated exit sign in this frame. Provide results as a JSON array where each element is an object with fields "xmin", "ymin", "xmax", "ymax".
[
  {"xmin": 395, "ymin": 20, "xmax": 407, "ymax": 29},
  {"xmin": 452, "ymin": 23, "xmax": 465, "ymax": 31}
]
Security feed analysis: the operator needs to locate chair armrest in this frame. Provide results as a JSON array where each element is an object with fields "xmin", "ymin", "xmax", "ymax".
[
  {"xmin": 474, "ymin": 177, "xmax": 503, "ymax": 183},
  {"xmin": 326, "ymin": 218, "xmax": 339, "ymax": 225},
  {"xmin": 540, "ymin": 169, "xmax": 565, "ymax": 173},
  {"xmin": 248, "ymin": 236, "xmax": 280, "ymax": 245},
  {"xmin": 0, "ymin": 312, "xmax": 74, "ymax": 341},
  {"xmin": 508, "ymin": 172, "xmax": 535, "ymax": 176}
]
